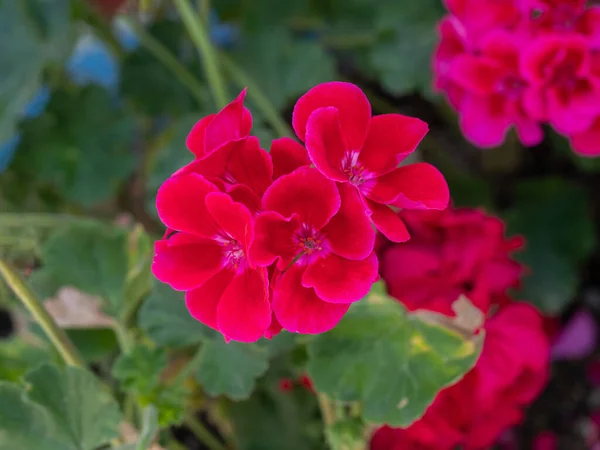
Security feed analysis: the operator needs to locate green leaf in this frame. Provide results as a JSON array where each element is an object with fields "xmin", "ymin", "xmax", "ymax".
[
  {"xmin": 65, "ymin": 329, "xmax": 119, "ymax": 363},
  {"xmin": 196, "ymin": 339, "xmax": 269, "ymax": 400},
  {"xmin": 112, "ymin": 345, "xmax": 167, "ymax": 393},
  {"xmin": 0, "ymin": 363, "xmax": 122, "ymax": 450},
  {"xmin": 307, "ymin": 289, "xmax": 483, "ymax": 427},
  {"xmin": 230, "ymin": 28, "xmax": 334, "ymax": 110},
  {"xmin": 138, "ymin": 280, "xmax": 214, "ymax": 347},
  {"xmin": 505, "ymin": 178, "xmax": 595, "ymax": 313},
  {"xmin": 0, "ymin": 337, "xmax": 52, "ymax": 383},
  {"xmin": 114, "ymin": 406, "xmax": 159, "ymax": 450},
  {"xmin": 369, "ymin": 0, "xmax": 445, "ymax": 95}
]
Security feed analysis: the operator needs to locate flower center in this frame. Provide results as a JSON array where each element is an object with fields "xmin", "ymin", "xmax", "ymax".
[
  {"xmin": 341, "ymin": 151, "xmax": 370, "ymax": 186},
  {"xmin": 294, "ymin": 225, "xmax": 326, "ymax": 258},
  {"xmin": 497, "ymin": 74, "xmax": 526, "ymax": 98},
  {"xmin": 217, "ymin": 236, "xmax": 245, "ymax": 269}
]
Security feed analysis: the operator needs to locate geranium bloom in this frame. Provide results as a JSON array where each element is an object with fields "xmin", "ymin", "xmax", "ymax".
[
  {"xmin": 152, "ymin": 173, "xmax": 271, "ymax": 343},
  {"xmin": 450, "ymin": 31, "xmax": 543, "ymax": 147},
  {"xmin": 570, "ymin": 115, "xmax": 600, "ymax": 155},
  {"xmin": 379, "ymin": 208, "xmax": 524, "ymax": 316},
  {"xmin": 434, "ymin": 17, "xmax": 468, "ymax": 110},
  {"xmin": 370, "ymin": 303, "xmax": 550, "ymax": 450},
  {"xmin": 524, "ymin": 0, "xmax": 600, "ymax": 43},
  {"xmin": 250, "ymin": 167, "xmax": 378, "ymax": 334},
  {"xmin": 292, "ymin": 81, "xmax": 449, "ymax": 242}
]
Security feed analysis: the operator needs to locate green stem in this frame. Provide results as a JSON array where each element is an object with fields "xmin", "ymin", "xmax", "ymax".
[
  {"xmin": 184, "ymin": 415, "xmax": 228, "ymax": 450},
  {"xmin": 125, "ymin": 18, "xmax": 207, "ymax": 107},
  {"xmin": 174, "ymin": 0, "xmax": 229, "ymax": 108},
  {"xmin": 220, "ymin": 55, "xmax": 294, "ymax": 138},
  {"xmin": 0, "ymin": 260, "xmax": 85, "ymax": 368},
  {"xmin": 317, "ymin": 393, "xmax": 337, "ymax": 428}
]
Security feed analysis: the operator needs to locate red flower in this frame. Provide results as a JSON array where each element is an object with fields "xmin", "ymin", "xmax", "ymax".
[
  {"xmin": 450, "ymin": 31, "xmax": 543, "ymax": 147},
  {"xmin": 379, "ymin": 208, "xmax": 524, "ymax": 316},
  {"xmin": 250, "ymin": 167, "xmax": 379, "ymax": 334},
  {"xmin": 434, "ymin": 17, "xmax": 468, "ymax": 110},
  {"xmin": 152, "ymin": 173, "xmax": 271, "ymax": 342},
  {"xmin": 523, "ymin": 0, "xmax": 600, "ymax": 43},
  {"xmin": 292, "ymin": 82, "xmax": 449, "ymax": 243},
  {"xmin": 370, "ymin": 303, "xmax": 550, "ymax": 450}
]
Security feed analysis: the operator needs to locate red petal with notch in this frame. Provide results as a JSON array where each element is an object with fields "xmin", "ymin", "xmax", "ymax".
[
  {"xmin": 203, "ymin": 89, "xmax": 252, "ymax": 155},
  {"xmin": 186, "ymin": 114, "xmax": 216, "ymax": 157},
  {"xmin": 386, "ymin": 163, "xmax": 450, "ymax": 210},
  {"xmin": 304, "ymin": 107, "xmax": 348, "ymax": 182},
  {"xmin": 249, "ymin": 211, "xmax": 299, "ymax": 269},
  {"xmin": 216, "ymin": 267, "xmax": 271, "ymax": 342},
  {"xmin": 321, "ymin": 183, "xmax": 375, "ymax": 260},
  {"xmin": 185, "ymin": 268, "xmax": 235, "ymax": 330},
  {"xmin": 225, "ymin": 136, "xmax": 273, "ymax": 197},
  {"xmin": 152, "ymin": 237, "xmax": 223, "ymax": 290},
  {"xmin": 302, "ymin": 252, "xmax": 378, "ymax": 303},
  {"xmin": 262, "ymin": 167, "xmax": 341, "ymax": 230},
  {"xmin": 205, "ymin": 192, "xmax": 253, "ymax": 253},
  {"xmin": 366, "ymin": 200, "xmax": 410, "ymax": 243},
  {"xmin": 156, "ymin": 173, "xmax": 219, "ymax": 237},
  {"xmin": 273, "ymin": 265, "xmax": 350, "ymax": 334},
  {"xmin": 358, "ymin": 114, "xmax": 428, "ymax": 176},
  {"xmin": 292, "ymin": 81, "xmax": 371, "ymax": 150},
  {"xmin": 271, "ymin": 137, "xmax": 310, "ymax": 179}
]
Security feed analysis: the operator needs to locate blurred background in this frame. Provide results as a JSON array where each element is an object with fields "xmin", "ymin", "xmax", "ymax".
[{"xmin": 2, "ymin": 1, "xmax": 600, "ymax": 449}]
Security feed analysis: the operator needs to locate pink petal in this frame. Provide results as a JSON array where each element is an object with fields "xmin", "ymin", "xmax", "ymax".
[
  {"xmin": 264, "ymin": 312, "xmax": 283, "ymax": 339},
  {"xmin": 552, "ymin": 309, "xmax": 598, "ymax": 360},
  {"xmin": 262, "ymin": 167, "xmax": 341, "ymax": 230},
  {"xmin": 152, "ymin": 237, "xmax": 223, "ymax": 290},
  {"xmin": 227, "ymin": 185, "xmax": 262, "ymax": 215},
  {"xmin": 250, "ymin": 211, "xmax": 299, "ymax": 270},
  {"xmin": 304, "ymin": 107, "xmax": 348, "ymax": 182},
  {"xmin": 205, "ymin": 192, "xmax": 254, "ymax": 253},
  {"xmin": 225, "ymin": 136, "xmax": 273, "ymax": 197},
  {"xmin": 381, "ymin": 163, "xmax": 450, "ymax": 210},
  {"xmin": 204, "ymin": 89, "xmax": 252, "ymax": 155},
  {"xmin": 515, "ymin": 116, "xmax": 544, "ymax": 147},
  {"xmin": 273, "ymin": 265, "xmax": 350, "ymax": 334},
  {"xmin": 321, "ymin": 183, "xmax": 375, "ymax": 260},
  {"xmin": 366, "ymin": 200, "xmax": 410, "ymax": 243},
  {"xmin": 449, "ymin": 54, "xmax": 503, "ymax": 94},
  {"xmin": 216, "ymin": 267, "xmax": 271, "ymax": 342},
  {"xmin": 292, "ymin": 81, "xmax": 371, "ymax": 150},
  {"xmin": 547, "ymin": 88, "xmax": 595, "ymax": 134},
  {"xmin": 186, "ymin": 268, "xmax": 235, "ymax": 330},
  {"xmin": 156, "ymin": 173, "xmax": 219, "ymax": 237},
  {"xmin": 570, "ymin": 117, "xmax": 600, "ymax": 156},
  {"xmin": 459, "ymin": 94, "xmax": 511, "ymax": 148},
  {"xmin": 186, "ymin": 114, "xmax": 216, "ymax": 158},
  {"xmin": 358, "ymin": 114, "xmax": 428, "ymax": 176},
  {"xmin": 270, "ymin": 137, "xmax": 310, "ymax": 180},
  {"xmin": 302, "ymin": 252, "xmax": 378, "ymax": 303}
]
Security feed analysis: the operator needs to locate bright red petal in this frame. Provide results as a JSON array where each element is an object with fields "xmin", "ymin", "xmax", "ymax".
[
  {"xmin": 358, "ymin": 114, "xmax": 428, "ymax": 175},
  {"xmin": 152, "ymin": 236, "xmax": 223, "ymax": 290},
  {"xmin": 270, "ymin": 137, "xmax": 310, "ymax": 179},
  {"xmin": 386, "ymin": 163, "xmax": 450, "ymax": 210},
  {"xmin": 185, "ymin": 268, "xmax": 235, "ymax": 330},
  {"xmin": 273, "ymin": 265, "xmax": 350, "ymax": 334},
  {"xmin": 264, "ymin": 312, "xmax": 283, "ymax": 339},
  {"xmin": 449, "ymin": 54, "xmax": 502, "ymax": 94},
  {"xmin": 249, "ymin": 211, "xmax": 299, "ymax": 270},
  {"xmin": 366, "ymin": 200, "xmax": 410, "ymax": 243},
  {"xmin": 186, "ymin": 114, "xmax": 216, "ymax": 158},
  {"xmin": 305, "ymin": 107, "xmax": 348, "ymax": 182},
  {"xmin": 292, "ymin": 81, "xmax": 371, "ymax": 150},
  {"xmin": 156, "ymin": 173, "xmax": 219, "ymax": 237},
  {"xmin": 227, "ymin": 185, "xmax": 262, "ymax": 215},
  {"xmin": 205, "ymin": 192, "xmax": 253, "ymax": 253},
  {"xmin": 204, "ymin": 89, "xmax": 252, "ymax": 155},
  {"xmin": 321, "ymin": 183, "xmax": 375, "ymax": 260},
  {"xmin": 225, "ymin": 136, "xmax": 273, "ymax": 197},
  {"xmin": 216, "ymin": 267, "xmax": 271, "ymax": 342},
  {"xmin": 302, "ymin": 252, "xmax": 378, "ymax": 303},
  {"xmin": 262, "ymin": 167, "xmax": 341, "ymax": 230}
]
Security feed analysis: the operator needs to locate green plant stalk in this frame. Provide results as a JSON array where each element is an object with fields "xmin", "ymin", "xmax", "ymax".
[
  {"xmin": 317, "ymin": 393, "xmax": 337, "ymax": 428},
  {"xmin": 125, "ymin": 18, "xmax": 207, "ymax": 106},
  {"xmin": 220, "ymin": 55, "xmax": 294, "ymax": 138},
  {"xmin": 0, "ymin": 260, "xmax": 85, "ymax": 368},
  {"xmin": 174, "ymin": 0, "xmax": 229, "ymax": 108},
  {"xmin": 184, "ymin": 415, "xmax": 228, "ymax": 450}
]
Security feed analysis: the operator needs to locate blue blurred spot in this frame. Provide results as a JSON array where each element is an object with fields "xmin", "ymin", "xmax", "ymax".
[
  {"xmin": 113, "ymin": 17, "xmax": 140, "ymax": 51},
  {"xmin": 0, "ymin": 135, "xmax": 22, "ymax": 172},
  {"xmin": 210, "ymin": 10, "xmax": 238, "ymax": 48},
  {"xmin": 22, "ymin": 86, "xmax": 51, "ymax": 118},
  {"xmin": 67, "ymin": 34, "xmax": 119, "ymax": 89}
]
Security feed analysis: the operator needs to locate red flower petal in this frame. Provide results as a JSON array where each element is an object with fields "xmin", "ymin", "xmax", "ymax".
[
  {"xmin": 449, "ymin": 54, "xmax": 502, "ymax": 94},
  {"xmin": 366, "ymin": 200, "xmax": 410, "ymax": 243},
  {"xmin": 264, "ymin": 312, "xmax": 283, "ymax": 339},
  {"xmin": 302, "ymin": 252, "xmax": 378, "ymax": 303},
  {"xmin": 304, "ymin": 107, "xmax": 348, "ymax": 182},
  {"xmin": 185, "ymin": 268, "xmax": 235, "ymax": 330},
  {"xmin": 156, "ymin": 173, "xmax": 219, "ymax": 237},
  {"xmin": 225, "ymin": 136, "xmax": 273, "ymax": 197},
  {"xmin": 186, "ymin": 114, "xmax": 216, "ymax": 158},
  {"xmin": 273, "ymin": 265, "xmax": 350, "ymax": 334},
  {"xmin": 382, "ymin": 163, "xmax": 450, "ymax": 210},
  {"xmin": 205, "ymin": 192, "xmax": 253, "ymax": 253},
  {"xmin": 270, "ymin": 137, "xmax": 310, "ymax": 179},
  {"xmin": 227, "ymin": 185, "xmax": 262, "ymax": 215},
  {"xmin": 359, "ymin": 114, "xmax": 429, "ymax": 175},
  {"xmin": 321, "ymin": 183, "xmax": 375, "ymax": 260},
  {"xmin": 204, "ymin": 89, "xmax": 252, "ymax": 155},
  {"xmin": 152, "ymin": 237, "xmax": 223, "ymax": 290},
  {"xmin": 262, "ymin": 167, "xmax": 341, "ymax": 230},
  {"xmin": 216, "ymin": 267, "xmax": 271, "ymax": 342},
  {"xmin": 250, "ymin": 211, "xmax": 299, "ymax": 269},
  {"xmin": 292, "ymin": 81, "xmax": 371, "ymax": 150}
]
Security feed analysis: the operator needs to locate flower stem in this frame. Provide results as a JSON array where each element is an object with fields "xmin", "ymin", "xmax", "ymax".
[
  {"xmin": 125, "ymin": 18, "xmax": 207, "ymax": 107},
  {"xmin": 220, "ymin": 54, "xmax": 294, "ymax": 138},
  {"xmin": 174, "ymin": 0, "xmax": 229, "ymax": 108},
  {"xmin": 184, "ymin": 415, "xmax": 228, "ymax": 450},
  {"xmin": 317, "ymin": 393, "xmax": 337, "ymax": 428},
  {"xmin": 0, "ymin": 260, "xmax": 85, "ymax": 368}
]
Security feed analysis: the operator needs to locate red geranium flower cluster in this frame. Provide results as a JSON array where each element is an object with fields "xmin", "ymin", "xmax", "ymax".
[
  {"xmin": 372, "ymin": 207, "xmax": 550, "ymax": 449},
  {"xmin": 151, "ymin": 82, "xmax": 450, "ymax": 343},
  {"xmin": 434, "ymin": 0, "xmax": 600, "ymax": 156}
]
